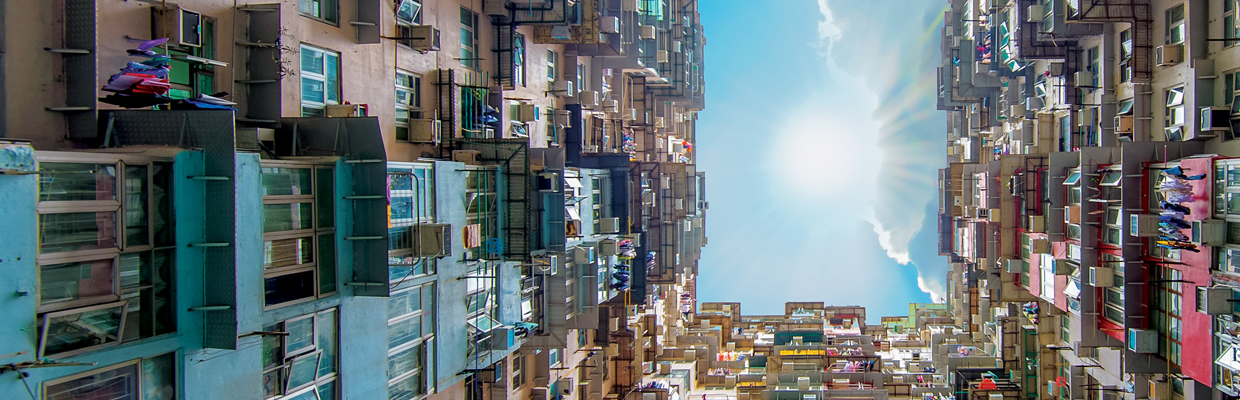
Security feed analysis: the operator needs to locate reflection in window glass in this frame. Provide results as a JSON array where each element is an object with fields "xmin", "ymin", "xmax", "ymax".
[
  {"xmin": 40, "ymin": 212, "xmax": 118, "ymax": 253},
  {"xmin": 264, "ymin": 237, "xmax": 314, "ymax": 269},
  {"xmin": 40, "ymin": 259, "xmax": 115, "ymax": 306},
  {"xmin": 40, "ymin": 163, "xmax": 117, "ymax": 202},
  {"xmin": 45, "ymin": 362, "xmax": 138, "ymax": 399},
  {"xmin": 261, "ymin": 167, "xmax": 313, "ymax": 196},
  {"xmin": 263, "ymin": 203, "xmax": 314, "ymax": 233}
]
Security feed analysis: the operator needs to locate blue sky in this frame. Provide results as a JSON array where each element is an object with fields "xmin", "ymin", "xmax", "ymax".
[{"xmin": 695, "ymin": 0, "xmax": 950, "ymax": 318}]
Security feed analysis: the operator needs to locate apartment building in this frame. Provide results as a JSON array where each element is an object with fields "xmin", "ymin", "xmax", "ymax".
[
  {"xmin": 0, "ymin": 0, "xmax": 706, "ymax": 399},
  {"xmin": 938, "ymin": 0, "xmax": 1240, "ymax": 398}
]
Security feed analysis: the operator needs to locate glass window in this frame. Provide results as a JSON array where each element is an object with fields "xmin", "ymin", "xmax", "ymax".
[
  {"xmin": 300, "ymin": 45, "xmax": 341, "ymax": 116},
  {"xmin": 514, "ymin": 33, "xmax": 526, "ymax": 87},
  {"xmin": 262, "ymin": 165, "xmax": 335, "ymax": 307},
  {"xmin": 1166, "ymin": 4, "xmax": 1185, "ymax": 44},
  {"xmin": 395, "ymin": 71, "xmax": 423, "ymax": 142},
  {"xmin": 38, "ymin": 301, "xmax": 127, "ymax": 358},
  {"xmin": 45, "ymin": 361, "xmax": 139, "ymax": 400},
  {"xmin": 396, "ymin": 0, "xmax": 422, "ymax": 25},
  {"xmin": 460, "ymin": 7, "xmax": 477, "ymax": 69},
  {"xmin": 548, "ymin": 50, "xmax": 557, "ymax": 81},
  {"xmin": 40, "ymin": 212, "xmax": 119, "ymax": 254},
  {"xmin": 39, "ymin": 163, "xmax": 117, "ymax": 202},
  {"xmin": 299, "ymin": 0, "xmax": 338, "ymax": 24},
  {"xmin": 263, "ymin": 310, "xmax": 338, "ymax": 399},
  {"xmin": 1063, "ymin": 170, "xmax": 1081, "ymax": 185}
]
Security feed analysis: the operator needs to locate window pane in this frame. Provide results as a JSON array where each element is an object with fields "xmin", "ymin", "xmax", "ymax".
[
  {"xmin": 317, "ymin": 381, "xmax": 336, "ymax": 400},
  {"xmin": 264, "ymin": 237, "xmax": 313, "ymax": 269},
  {"xmin": 41, "ymin": 303, "xmax": 125, "ymax": 356},
  {"xmin": 261, "ymin": 167, "xmax": 312, "ymax": 196},
  {"xmin": 40, "ymin": 163, "xmax": 117, "ymax": 202},
  {"xmin": 286, "ymin": 317, "xmax": 316, "ymax": 355},
  {"xmin": 321, "ymin": 0, "xmax": 337, "ymax": 22},
  {"xmin": 325, "ymin": 54, "xmax": 339, "ymax": 103},
  {"xmin": 318, "ymin": 311, "xmax": 338, "ymax": 377},
  {"xmin": 388, "ymin": 372, "xmax": 425, "ymax": 400},
  {"xmin": 152, "ymin": 163, "xmax": 175, "ymax": 247},
  {"xmin": 262, "ymin": 323, "xmax": 284, "ymax": 369},
  {"xmin": 263, "ymin": 203, "xmax": 314, "ymax": 233},
  {"xmin": 302, "ymin": 47, "xmax": 324, "ymax": 75},
  {"xmin": 387, "ymin": 342, "xmax": 424, "ymax": 380},
  {"xmin": 318, "ymin": 233, "xmax": 336, "ymax": 295},
  {"xmin": 40, "ymin": 212, "xmax": 118, "ymax": 253},
  {"xmin": 40, "ymin": 259, "xmax": 115, "ymax": 306},
  {"xmin": 45, "ymin": 363, "xmax": 138, "ymax": 400},
  {"xmin": 389, "ymin": 287, "xmax": 422, "ymax": 320},
  {"xmin": 287, "ymin": 353, "xmax": 320, "ymax": 390},
  {"xmin": 124, "ymin": 166, "xmax": 149, "ymax": 247},
  {"xmin": 151, "ymin": 250, "xmax": 175, "ymax": 336},
  {"xmin": 388, "ymin": 316, "xmax": 422, "ymax": 350},
  {"xmin": 302, "ymin": 77, "xmax": 325, "ymax": 104},
  {"xmin": 265, "ymin": 271, "xmax": 316, "ymax": 306},
  {"xmin": 316, "ymin": 169, "xmax": 335, "ymax": 229},
  {"xmin": 263, "ymin": 368, "xmax": 286, "ymax": 398},
  {"xmin": 142, "ymin": 353, "xmax": 177, "ymax": 400}
]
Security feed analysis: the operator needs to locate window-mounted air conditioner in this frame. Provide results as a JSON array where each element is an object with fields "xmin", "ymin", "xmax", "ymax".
[
  {"xmin": 399, "ymin": 25, "xmax": 441, "ymax": 51},
  {"xmin": 413, "ymin": 224, "xmax": 451, "ymax": 257},
  {"xmin": 491, "ymin": 327, "xmax": 515, "ymax": 350},
  {"xmin": 1006, "ymin": 259, "xmax": 1026, "ymax": 273},
  {"xmin": 1028, "ymin": 216, "xmax": 1046, "ymax": 233},
  {"xmin": 1197, "ymin": 286, "xmax": 1234, "ymax": 315},
  {"xmin": 1127, "ymin": 329, "xmax": 1158, "ymax": 353},
  {"xmin": 1076, "ymin": 107, "xmax": 1096, "ymax": 127},
  {"xmin": 537, "ymin": 172, "xmax": 561, "ymax": 193},
  {"xmin": 552, "ymin": 80, "xmax": 574, "ymax": 97},
  {"xmin": 657, "ymin": 50, "xmax": 669, "ymax": 63},
  {"xmin": 1155, "ymin": 44, "xmax": 1183, "ymax": 66},
  {"xmin": 1191, "ymin": 219, "xmax": 1225, "ymax": 246},
  {"xmin": 673, "ymin": 41, "xmax": 682, "ymax": 52},
  {"xmin": 153, "ymin": 6, "xmax": 204, "ymax": 47},
  {"xmin": 1073, "ymin": 341, "xmax": 1097, "ymax": 359},
  {"xmin": 452, "ymin": 150, "xmax": 480, "ymax": 165},
  {"xmin": 569, "ymin": 246, "xmax": 593, "ymax": 264},
  {"xmin": 640, "ymin": 25, "xmax": 657, "ymax": 40},
  {"xmin": 600, "ymin": 16, "xmax": 620, "ymax": 34},
  {"xmin": 1051, "ymin": 259, "xmax": 1075, "ymax": 275},
  {"xmin": 1089, "ymin": 266, "xmax": 1114, "ymax": 287},
  {"xmin": 1115, "ymin": 115, "xmax": 1134, "ymax": 133},
  {"xmin": 408, "ymin": 119, "xmax": 441, "ymax": 143},
  {"xmin": 578, "ymin": 91, "xmax": 600, "ymax": 109},
  {"xmin": 603, "ymin": 99, "xmax": 619, "ymax": 113},
  {"xmin": 598, "ymin": 238, "xmax": 620, "ymax": 255},
  {"xmin": 600, "ymin": 218, "xmax": 620, "ymax": 234},
  {"xmin": 1049, "ymin": 62, "xmax": 1066, "ymax": 77},
  {"xmin": 1075, "ymin": 71, "xmax": 1093, "ymax": 87},
  {"xmin": 1010, "ymin": 103, "xmax": 1026, "ymax": 118},
  {"xmin": 514, "ymin": 103, "xmax": 537, "ymax": 122},
  {"xmin": 1129, "ymin": 214, "xmax": 1160, "ymax": 237},
  {"xmin": 1202, "ymin": 106, "xmax": 1232, "ymax": 131}
]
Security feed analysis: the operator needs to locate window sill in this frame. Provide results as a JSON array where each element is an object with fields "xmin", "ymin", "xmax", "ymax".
[{"xmin": 299, "ymin": 13, "xmax": 341, "ymax": 28}]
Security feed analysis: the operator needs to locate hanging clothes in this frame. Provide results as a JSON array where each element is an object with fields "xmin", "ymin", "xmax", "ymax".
[
  {"xmin": 1163, "ymin": 166, "xmax": 1207, "ymax": 180},
  {"xmin": 1160, "ymin": 201, "xmax": 1192, "ymax": 214},
  {"xmin": 1159, "ymin": 215, "xmax": 1192, "ymax": 229}
]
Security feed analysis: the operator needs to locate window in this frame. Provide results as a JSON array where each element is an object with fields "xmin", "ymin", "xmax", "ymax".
[
  {"xmin": 512, "ymin": 354, "xmax": 525, "ymax": 388},
  {"xmin": 547, "ymin": 50, "xmax": 557, "ymax": 82},
  {"xmin": 1119, "ymin": 29, "xmax": 1133, "ymax": 83},
  {"xmin": 35, "ymin": 156, "xmax": 176, "ymax": 358},
  {"xmin": 1225, "ymin": 70, "xmax": 1240, "ymax": 108},
  {"xmin": 1101, "ymin": 254, "xmax": 1124, "ymax": 325},
  {"xmin": 464, "ymin": 168, "xmax": 500, "ymax": 259},
  {"xmin": 261, "ymin": 164, "xmax": 337, "ymax": 307},
  {"xmin": 1152, "ymin": 266, "xmax": 1183, "ymax": 366},
  {"xmin": 1166, "ymin": 4, "xmax": 1184, "ymax": 44},
  {"xmin": 576, "ymin": 62, "xmax": 586, "ymax": 96},
  {"xmin": 165, "ymin": 18, "xmax": 216, "ymax": 98},
  {"xmin": 1086, "ymin": 46, "xmax": 1099, "ymax": 87},
  {"xmin": 396, "ymin": 0, "xmax": 422, "ymax": 25},
  {"xmin": 44, "ymin": 353, "xmax": 176, "ymax": 400},
  {"xmin": 262, "ymin": 310, "xmax": 339, "ymax": 400},
  {"xmin": 549, "ymin": 348, "xmax": 562, "ymax": 366},
  {"xmin": 1059, "ymin": 315, "xmax": 1071, "ymax": 344},
  {"xmin": 387, "ymin": 164, "xmax": 436, "ymax": 281},
  {"xmin": 1165, "ymin": 87, "xmax": 1185, "ymax": 139},
  {"xmin": 395, "ymin": 71, "xmax": 423, "ymax": 142},
  {"xmin": 388, "ymin": 282, "xmax": 433, "ymax": 400},
  {"xmin": 300, "ymin": 45, "xmax": 340, "ymax": 117},
  {"xmin": 460, "ymin": 7, "xmax": 478, "ymax": 69},
  {"xmin": 591, "ymin": 176, "xmax": 606, "ymax": 233},
  {"xmin": 299, "ymin": 0, "xmax": 337, "ymax": 24},
  {"xmin": 513, "ymin": 33, "xmax": 526, "ymax": 87}
]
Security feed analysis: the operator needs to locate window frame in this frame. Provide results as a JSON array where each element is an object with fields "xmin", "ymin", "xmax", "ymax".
[
  {"xmin": 1119, "ymin": 28, "xmax": 1133, "ymax": 83},
  {"xmin": 37, "ymin": 300, "xmax": 129, "ymax": 359},
  {"xmin": 264, "ymin": 309, "xmax": 339, "ymax": 400},
  {"xmin": 396, "ymin": 0, "xmax": 422, "ymax": 25},
  {"xmin": 395, "ymin": 70, "xmax": 424, "ymax": 142},
  {"xmin": 1165, "ymin": 86, "xmax": 1185, "ymax": 138},
  {"xmin": 547, "ymin": 50, "xmax": 557, "ymax": 82},
  {"xmin": 1166, "ymin": 4, "xmax": 1185, "ymax": 44},
  {"xmin": 513, "ymin": 33, "xmax": 527, "ymax": 87},
  {"xmin": 300, "ymin": 44, "xmax": 341, "ymax": 117},
  {"xmin": 298, "ymin": 0, "xmax": 339, "ymax": 26},
  {"xmin": 460, "ymin": 7, "xmax": 479, "ymax": 70},
  {"xmin": 261, "ymin": 162, "xmax": 338, "ymax": 309}
]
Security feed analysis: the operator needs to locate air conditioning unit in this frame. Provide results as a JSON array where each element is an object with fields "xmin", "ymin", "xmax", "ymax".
[
  {"xmin": 600, "ymin": 217, "xmax": 620, "ymax": 234},
  {"xmin": 1155, "ymin": 44, "xmax": 1183, "ymax": 66},
  {"xmin": 578, "ymin": 91, "xmax": 600, "ymax": 108},
  {"xmin": 598, "ymin": 239, "xmax": 619, "ymax": 256},
  {"xmin": 403, "ymin": 25, "xmax": 442, "ymax": 51},
  {"xmin": 556, "ymin": 378, "xmax": 574, "ymax": 396},
  {"xmin": 1115, "ymin": 115, "xmax": 1134, "ymax": 133},
  {"xmin": 1073, "ymin": 341, "xmax": 1097, "ymax": 359},
  {"xmin": 325, "ymin": 104, "xmax": 366, "ymax": 117},
  {"xmin": 1025, "ymin": 5, "xmax": 1045, "ymax": 22},
  {"xmin": 1075, "ymin": 71, "xmax": 1093, "ymax": 87},
  {"xmin": 1191, "ymin": 219, "xmax": 1226, "ymax": 246},
  {"xmin": 640, "ymin": 25, "xmax": 657, "ymax": 40},
  {"xmin": 1049, "ymin": 62, "xmax": 1066, "ymax": 77},
  {"xmin": 1006, "ymin": 259, "xmax": 1026, "ymax": 273},
  {"xmin": 603, "ymin": 99, "xmax": 619, "ymax": 113},
  {"xmin": 673, "ymin": 41, "xmax": 682, "ymax": 52},
  {"xmin": 1077, "ymin": 107, "xmax": 1096, "ymax": 127},
  {"xmin": 600, "ymin": 16, "xmax": 620, "ymax": 34},
  {"xmin": 657, "ymin": 50, "xmax": 669, "ymax": 63},
  {"xmin": 1010, "ymin": 103, "xmax": 1026, "ymax": 118},
  {"xmin": 569, "ymin": 246, "xmax": 592, "ymax": 264},
  {"xmin": 1197, "ymin": 286, "xmax": 1234, "ymax": 315},
  {"xmin": 552, "ymin": 80, "xmax": 574, "ymax": 96},
  {"xmin": 514, "ymin": 103, "xmax": 537, "ymax": 122},
  {"xmin": 655, "ymin": 116, "xmax": 666, "ymax": 128},
  {"xmin": 453, "ymin": 150, "xmax": 480, "ymax": 165},
  {"xmin": 1129, "ymin": 214, "xmax": 1161, "ymax": 237},
  {"xmin": 491, "ymin": 327, "xmax": 515, "ymax": 350},
  {"xmin": 1202, "ymin": 106, "xmax": 1232, "ymax": 131},
  {"xmin": 153, "ymin": 6, "xmax": 204, "ymax": 47},
  {"xmin": 408, "ymin": 119, "xmax": 441, "ymax": 143},
  {"xmin": 1089, "ymin": 266, "xmax": 1114, "ymax": 287},
  {"xmin": 414, "ymin": 224, "xmax": 452, "ymax": 257},
  {"xmin": 1127, "ymin": 329, "xmax": 1158, "ymax": 353},
  {"xmin": 537, "ymin": 173, "xmax": 561, "ymax": 193},
  {"xmin": 1028, "ymin": 216, "xmax": 1046, "ymax": 233}
]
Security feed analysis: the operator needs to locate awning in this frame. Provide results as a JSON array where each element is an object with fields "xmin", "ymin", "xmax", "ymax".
[
  {"xmin": 566, "ymin": 207, "xmax": 581, "ymax": 221},
  {"xmin": 1064, "ymin": 280, "xmax": 1081, "ymax": 299},
  {"xmin": 564, "ymin": 177, "xmax": 583, "ymax": 188}
]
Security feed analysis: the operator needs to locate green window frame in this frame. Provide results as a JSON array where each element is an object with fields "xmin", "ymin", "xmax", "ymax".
[
  {"xmin": 300, "ymin": 45, "xmax": 341, "ymax": 117},
  {"xmin": 262, "ymin": 309, "xmax": 339, "ymax": 400},
  {"xmin": 460, "ymin": 7, "xmax": 478, "ymax": 70},
  {"xmin": 299, "ymin": 0, "xmax": 338, "ymax": 25}
]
